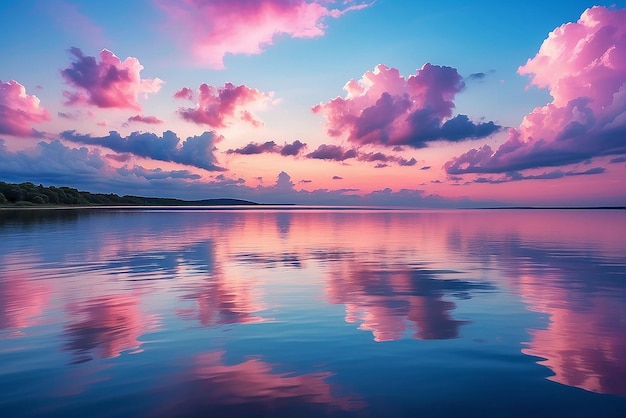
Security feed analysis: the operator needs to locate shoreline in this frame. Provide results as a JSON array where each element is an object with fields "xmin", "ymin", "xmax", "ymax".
[{"xmin": 1, "ymin": 205, "xmax": 624, "ymax": 211}]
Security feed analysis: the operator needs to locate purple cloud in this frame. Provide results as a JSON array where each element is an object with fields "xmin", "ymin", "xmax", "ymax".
[
  {"xmin": 313, "ymin": 64, "xmax": 500, "ymax": 148},
  {"xmin": 61, "ymin": 130, "xmax": 223, "ymax": 171},
  {"xmin": 445, "ymin": 6, "xmax": 626, "ymax": 175},
  {"xmin": 127, "ymin": 115, "xmax": 164, "ymax": 125},
  {"xmin": 0, "ymin": 80, "xmax": 50, "ymax": 137},
  {"xmin": 306, "ymin": 144, "xmax": 357, "ymax": 161},
  {"xmin": 226, "ymin": 140, "xmax": 306, "ymax": 156},
  {"xmin": 61, "ymin": 47, "xmax": 162, "ymax": 110},
  {"xmin": 177, "ymin": 82, "xmax": 272, "ymax": 128}
]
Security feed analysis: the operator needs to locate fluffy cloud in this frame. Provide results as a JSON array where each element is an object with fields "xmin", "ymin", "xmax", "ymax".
[
  {"xmin": 173, "ymin": 87, "xmax": 193, "ymax": 100},
  {"xmin": 226, "ymin": 140, "xmax": 306, "ymax": 156},
  {"xmin": 0, "ymin": 139, "xmax": 221, "ymax": 195},
  {"xmin": 127, "ymin": 115, "xmax": 164, "ymax": 124},
  {"xmin": 313, "ymin": 64, "xmax": 500, "ymax": 148},
  {"xmin": 158, "ymin": 0, "xmax": 371, "ymax": 68},
  {"xmin": 357, "ymin": 151, "xmax": 417, "ymax": 167},
  {"xmin": 61, "ymin": 130, "xmax": 223, "ymax": 171},
  {"xmin": 0, "ymin": 139, "xmax": 108, "ymax": 186},
  {"xmin": 446, "ymin": 6, "xmax": 626, "ymax": 174},
  {"xmin": 306, "ymin": 144, "xmax": 357, "ymax": 161},
  {"xmin": 0, "ymin": 80, "xmax": 50, "ymax": 136},
  {"xmin": 305, "ymin": 143, "xmax": 416, "ymax": 166},
  {"xmin": 177, "ymin": 82, "xmax": 272, "ymax": 128},
  {"xmin": 0, "ymin": 140, "xmax": 500, "ymax": 206},
  {"xmin": 61, "ymin": 47, "xmax": 163, "ymax": 110}
]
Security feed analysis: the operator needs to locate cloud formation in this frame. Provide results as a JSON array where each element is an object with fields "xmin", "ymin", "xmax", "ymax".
[
  {"xmin": 357, "ymin": 151, "xmax": 417, "ymax": 167},
  {"xmin": 446, "ymin": 6, "xmax": 626, "ymax": 174},
  {"xmin": 61, "ymin": 130, "xmax": 223, "ymax": 171},
  {"xmin": 471, "ymin": 167, "xmax": 605, "ymax": 184},
  {"xmin": 226, "ymin": 140, "xmax": 306, "ymax": 156},
  {"xmin": 313, "ymin": 64, "xmax": 500, "ymax": 148},
  {"xmin": 0, "ymin": 80, "xmax": 50, "ymax": 137},
  {"xmin": 173, "ymin": 87, "xmax": 193, "ymax": 100},
  {"xmin": 127, "ymin": 115, "xmax": 164, "ymax": 124},
  {"xmin": 158, "ymin": 0, "xmax": 371, "ymax": 68},
  {"xmin": 306, "ymin": 144, "xmax": 357, "ymax": 161},
  {"xmin": 0, "ymin": 139, "xmax": 501, "ymax": 206},
  {"xmin": 61, "ymin": 47, "xmax": 163, "ymax": 110},
  {"xmin": 177, "ymin": 82, "xmax": 272, "ymax": 128},
  {"xmin": 305, "ymin": 143, "xmax": 416, "ymax": 166}
]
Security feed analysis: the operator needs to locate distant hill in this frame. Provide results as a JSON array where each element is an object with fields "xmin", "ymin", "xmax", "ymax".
[{"xmin": 0, "ymin": 181, "xmax": 259, "ymax": 207}]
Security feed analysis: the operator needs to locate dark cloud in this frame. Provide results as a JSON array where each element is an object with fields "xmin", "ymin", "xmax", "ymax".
[
  {"xmin": 227, "ymin": 140, "xmax": 278, "ymax": 155},
  {"xmin": 467, "ymin": 72, "xmax": 486, "ymax": 80},
  {"xmin": 472, "ymin": 167, "xmax": 606, "ymax": 184},
  {"xmin": 280, "ymin": 139, "xmax": 306, "ymax": 156},
  {"xmin": 306, "ymin": 144, "xmax": 357, "ymax": 161},
  {"xmin": 306, "ymin": 144, "xmax": 417, "ymax": 167},
  {"xmin": 61, "ymin": 130, "xmax": 223, "ymax": 171},
  {"xmin": 357, "ymin": 151, "xmax": 417, "ymax": 167},
  {"xmin": 226, "ymin": 140, "xmax": 306, "ymax": 156},
  {"xmin": 0, "ymin": 140, "xmax": 506, "ymax": 207}
]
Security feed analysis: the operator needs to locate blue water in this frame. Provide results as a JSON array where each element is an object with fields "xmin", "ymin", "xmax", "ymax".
[{"xmin": 1, "ymin": 208, "xmax": 625, "ymax": 417}]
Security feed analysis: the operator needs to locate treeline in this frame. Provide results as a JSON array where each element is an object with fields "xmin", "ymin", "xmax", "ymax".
[{"xmin": 0, "ymin": 181, "xmax": 256, "ymax": 206}]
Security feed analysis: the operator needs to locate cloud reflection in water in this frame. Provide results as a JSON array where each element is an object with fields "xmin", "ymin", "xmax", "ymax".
[{"xmin": 326, "ymin": 263, "xmax": 492, "ymax": 341}]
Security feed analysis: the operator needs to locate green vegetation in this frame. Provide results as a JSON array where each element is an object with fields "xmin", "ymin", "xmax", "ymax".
[{"xmin": 0, "ymin": 181, "xmax": 258, "ymax": 207}]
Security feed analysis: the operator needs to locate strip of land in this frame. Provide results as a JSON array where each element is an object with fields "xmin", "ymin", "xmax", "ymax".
[{"xmin": 0, "ymin": 181, "xmax": 258, "ymax": 207}]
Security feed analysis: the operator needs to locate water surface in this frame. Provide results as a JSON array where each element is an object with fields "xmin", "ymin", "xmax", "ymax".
[{"xmin": 1, "ymin": 208, "xmax": 625, "ymax": 417}]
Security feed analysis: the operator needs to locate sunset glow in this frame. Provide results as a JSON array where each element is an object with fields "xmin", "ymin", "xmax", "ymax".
[{"xmin": 1, "ymin": 1, "xmax": 624, "ymax": 205}]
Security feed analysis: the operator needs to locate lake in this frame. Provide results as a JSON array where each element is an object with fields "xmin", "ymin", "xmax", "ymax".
[{"xmin": 1, "ymin": 208, "xmax": 625, "ymax": 417}]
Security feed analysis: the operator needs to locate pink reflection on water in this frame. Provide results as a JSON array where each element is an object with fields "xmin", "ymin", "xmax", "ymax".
[
  {"xmin": 519, "ymin": 275, "xmax": 626, "ymax": 395},
  {"xmin": 64, "ymin": 294, "xmax": 158, "ymax": 362},
  {"xmin": 153, "ymin": 350, "xmax": 359, "ymax": 416},
  {"xmin": 326, "ymin": 263, "xmax": 471, "ymax": 342},
  {"xmin": 177, "ymin": 268, "xmax": 265, "ymax": 326},
  {"xmin": 0, "ymin": 273, "xmax": 49, "ymax": 337}
]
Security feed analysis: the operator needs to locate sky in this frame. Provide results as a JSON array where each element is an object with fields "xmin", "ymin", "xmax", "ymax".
[{"xmin": 1, "ymin": 0, "xmax": 625, "ymax": 206}]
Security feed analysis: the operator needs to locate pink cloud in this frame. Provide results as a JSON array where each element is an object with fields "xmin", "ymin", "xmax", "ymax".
[
  {"xmin": 325, "ymin": 264, "xmax": 486, "ymax": 341},
  {"xmin": 0, "ymin": 80, "xmax": 50, "ymax": 137},
  {"xmin": 61, "ymin": 47, "xmax": 163, "ymax": 110},
  {"xmin": 313, "ymin": 64, "xmax": 500, "ymax": 147},
  {"xmin": 127, "ymin": 114, "xmax": 164, "ymax": 124},
  {"xmin": 177, "ymin": 82, "xmax": 272, "ymax": 128},
  {"xmin": 446, "ymin": 6, "xmax": 626, "ymax": 175},
  {"xmin": 173, "ymin": 87, "xmax": 193, "ymax": 100},
  {"xmin": 152, "ymin": 350, "xmax": 359, "ymax": 416},
  {"xmin": 0, "ymin": 273, "xmax": 49, "ymax": 335},
  {"xmin": 64, "ymin": 294, "xmax": 157, "ymax": 361},
  {"xmin": 158, "ymin": 0, "xmax": 371, "ymax": 68}
]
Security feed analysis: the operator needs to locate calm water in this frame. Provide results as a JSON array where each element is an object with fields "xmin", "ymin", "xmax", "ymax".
[{"xmin": 1, "ymin": 208, "xmax": 625, "ymax": 417}]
